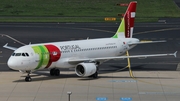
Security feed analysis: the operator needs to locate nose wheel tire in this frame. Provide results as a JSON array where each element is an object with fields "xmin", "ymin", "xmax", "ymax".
[
  {"xmin": 25, "ymin": 71, "xmax": 32, "ymax": 82},
  {"xmin": 25, "ymin": 76, "xmax": 32, "ymax": 82}
]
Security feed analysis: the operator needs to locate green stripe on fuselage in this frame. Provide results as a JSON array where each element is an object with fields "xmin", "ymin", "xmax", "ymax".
[
  {"xmin": 32, "ymin": 45, "xmax": 49, "ymax": 70},
  {"xmin": 39, "ymin": 45, "xmax": 49, "ymax": 66}
]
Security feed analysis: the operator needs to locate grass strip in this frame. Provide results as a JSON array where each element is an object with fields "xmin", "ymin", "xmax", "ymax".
[{"xmin": 0, "ymin": 0, "xmax": 179, "ymax": 22}]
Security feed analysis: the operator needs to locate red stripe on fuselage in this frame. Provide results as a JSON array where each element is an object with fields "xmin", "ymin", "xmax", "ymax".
[{"xmin": 44, "ymin": 44, "xmax": 61, "ymax": 68}]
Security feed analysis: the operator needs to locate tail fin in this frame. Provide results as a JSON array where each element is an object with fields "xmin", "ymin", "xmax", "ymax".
[{"xmin": 112, "ymin": 1, "xmax": 137, "ymax": 38}]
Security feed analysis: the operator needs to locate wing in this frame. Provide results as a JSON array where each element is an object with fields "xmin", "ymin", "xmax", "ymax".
[
  {"xmin": 3, "ymin": 43, "xmax": 17, "ymax": 51},
  {"xmin": 68, "ymin": 51, "xmax": 177, "ymax": 64}
]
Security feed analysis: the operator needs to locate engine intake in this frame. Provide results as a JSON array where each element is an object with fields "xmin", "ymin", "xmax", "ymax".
[{"xmin": 75, "ymin": 63, "xmax": 97, "ymax": 77}]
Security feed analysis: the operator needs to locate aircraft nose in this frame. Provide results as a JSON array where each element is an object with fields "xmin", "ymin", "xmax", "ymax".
[{"xmin": 7, "ymin": 58, "xmax": 17, "ymax": 70}]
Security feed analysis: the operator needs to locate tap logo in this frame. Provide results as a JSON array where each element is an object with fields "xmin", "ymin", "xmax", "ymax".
[
  {"xmin": 52, "ymin": 51, "xmax": 58, "ymax": 55},
  {"xmin": 32, "ymin": 44, "xmax": 61, "ymax": 70}
]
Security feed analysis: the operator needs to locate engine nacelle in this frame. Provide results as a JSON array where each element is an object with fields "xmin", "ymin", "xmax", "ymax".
[{"xmin": 75, "ymin": 63, "xmax": 97, "ymax": 77}]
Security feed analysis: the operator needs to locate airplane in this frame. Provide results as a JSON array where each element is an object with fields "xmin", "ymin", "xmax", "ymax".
[{"xmin": 3, "ymin": 1, "xmax": 177, "ymax": 82}]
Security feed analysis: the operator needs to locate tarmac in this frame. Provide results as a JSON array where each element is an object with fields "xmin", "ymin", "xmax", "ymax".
[
  {"xmin": 0, "ymin": 71, "xmax": 180, "ymax": 101},
  {"xmin": 0, "ymin": 22, "xmax": 180, "ymax": 101}
]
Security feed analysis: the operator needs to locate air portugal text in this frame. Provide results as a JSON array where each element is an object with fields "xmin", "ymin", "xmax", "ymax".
[{"xmin": 60, "ymin": 45, "xmax": 81, "ymax": 51}]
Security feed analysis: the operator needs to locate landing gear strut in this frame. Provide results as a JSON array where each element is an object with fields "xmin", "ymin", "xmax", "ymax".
[
  {"xmin": 90, "ymin": 66, "xmax": 99, "ymax": 78},
  {"xmin": 25, "ymin": 71, "xmax": 32, "ymax": 82},
  {"xmin": 92, "ymin": 71, "xmax": 98, "ymax": 78},
  {"xmin": 50, "ymin": 68, "xmax": 60, "ymax": 76},
  {"xmin": 88, "ymin": 71, "xmax": 98, "ymax": 78}
]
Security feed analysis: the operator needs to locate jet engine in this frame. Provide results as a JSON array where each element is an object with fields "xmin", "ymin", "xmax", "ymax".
[{"xmin": 75, "ymin": 63, "xmax": 97, "ymax": 77}]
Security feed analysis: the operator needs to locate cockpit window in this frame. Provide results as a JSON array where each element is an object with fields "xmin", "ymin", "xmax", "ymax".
[
  {"xmin": 15, "ymin": 53, "xmax": 21, "ymax": 56},
  {"xmin": 12, "ymin": 53, "xmax": 30, "ymax": 57},
  {"xmin": 25, "ymin": 53, "xmax": 29, "ymax": 56},
  {"xmin": 12, "ymin": 53, "xmax": 15, "ymax": 56},
  {"xmin": 22, "ymin": 53, "xmax": 26, "ymax": 56}
]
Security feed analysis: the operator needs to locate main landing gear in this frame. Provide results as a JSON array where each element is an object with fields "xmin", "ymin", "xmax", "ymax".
[
  {"xmin": 89, "ymin": 65, "xmax": 99, "ymax": 79},
  {"xmin": 88, "ymin": 71, "xmax": 98, "ymax": 79},
  {"xmin": 50, "ymin": 68, "xmax": 60, "ymax": 76},
  {"xmin": 89, "ymin": 71, "xmax": 98, "ymax": 78},
  {"xmin": 25, "ymin": 71, "xmax": 32, "ymax": 82}
]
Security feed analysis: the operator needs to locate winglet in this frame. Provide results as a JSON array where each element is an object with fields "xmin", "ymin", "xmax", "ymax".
[
  {"xmin": 3, "ymin": 43, "xmax": 8, "ymax": 47},
  {"xmin": 174, "ymin": 51, "xmax": 177, "ymax": 58},
  {"xmin": 3, "ymin": 43, "xmax": 17, "ymax": 51}
]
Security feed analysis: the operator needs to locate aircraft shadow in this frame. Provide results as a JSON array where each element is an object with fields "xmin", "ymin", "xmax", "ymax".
[
  {"xmin": 13, "ymin": 65, "xmax": 175, "ymax": 82},
  {"xmin": 13, "ymin": 73, "xmax": 78, "ymax": 82}
]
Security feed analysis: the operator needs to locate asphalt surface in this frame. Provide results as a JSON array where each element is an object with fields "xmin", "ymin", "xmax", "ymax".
[{"xmin": 0, "ymin": 22, "xmax": 180, "ymax": 72}]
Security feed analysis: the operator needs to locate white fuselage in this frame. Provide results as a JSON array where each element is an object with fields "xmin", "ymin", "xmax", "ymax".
[{"xmin": 7, "ymin": 38, "xmax": 139, "ymax": 71}]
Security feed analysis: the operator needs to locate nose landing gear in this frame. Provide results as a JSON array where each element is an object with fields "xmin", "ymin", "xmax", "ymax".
[
  {"xmin": 23, "ymin": 68, "xmax": 60, "ymax": 82},
  {"xmin": 25, "ymin": 71, "xmax": 32, "ymax": 82}
]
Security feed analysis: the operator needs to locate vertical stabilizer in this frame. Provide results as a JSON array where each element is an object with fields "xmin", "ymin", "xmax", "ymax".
[{"xmin": 112, "ymin": 1, "xmax": 137, "ymax": 38}]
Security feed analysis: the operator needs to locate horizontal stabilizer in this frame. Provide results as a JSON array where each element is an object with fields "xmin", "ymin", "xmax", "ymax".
[{"xmin": 129, "ymin": 40, "xmax": 166, "ymax": 45}]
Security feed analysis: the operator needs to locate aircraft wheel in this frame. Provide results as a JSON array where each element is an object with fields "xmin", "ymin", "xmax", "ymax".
[
  {"xmin": 92, "ymin": 72, "xmax": 98, "ymax": 78},
  {"xmin": 54, "ymin": 69, "xmax": 60, "ymax": 76},
  {"xmin": 50, "ymin": 68, "xmax": 55, "ymax": 76},
  {"xmin": 88, "ymin": 72, "xmax": 98, "ymax": 78},
  {"xmin": 25, "ymin": 76, "xmax": 32, "ymax": 82}
]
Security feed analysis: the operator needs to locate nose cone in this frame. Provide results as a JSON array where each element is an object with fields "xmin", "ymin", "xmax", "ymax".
[{"xmin": 7, "ymin": 57, "xmax": 18, "ymax": 70}]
